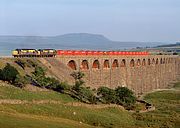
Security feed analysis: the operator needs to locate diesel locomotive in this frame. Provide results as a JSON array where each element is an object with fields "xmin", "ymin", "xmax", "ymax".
[{"xmin": 12, "ymin": 49, "xmax": 57, "ymax": 57}]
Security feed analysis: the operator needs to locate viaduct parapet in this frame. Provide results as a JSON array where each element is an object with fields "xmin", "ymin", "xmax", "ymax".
[{"xmin": 49, "ymin": 55, "xmax": 180, "ymax": 95}]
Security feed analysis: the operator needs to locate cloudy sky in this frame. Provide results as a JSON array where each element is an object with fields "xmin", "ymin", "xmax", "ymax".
[{"xmin": 0, "ymin": 0, "xmax": 179, "ymax": 42}]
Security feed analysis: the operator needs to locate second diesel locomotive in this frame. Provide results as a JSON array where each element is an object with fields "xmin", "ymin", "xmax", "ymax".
[{"xmin": 12, "ymin": 49, "xmax": 57, "ymax": 57}]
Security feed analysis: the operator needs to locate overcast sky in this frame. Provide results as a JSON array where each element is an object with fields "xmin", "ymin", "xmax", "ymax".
[{"xmin": 0, "ymin": 0, "xmax": 180, "ymax": 42}]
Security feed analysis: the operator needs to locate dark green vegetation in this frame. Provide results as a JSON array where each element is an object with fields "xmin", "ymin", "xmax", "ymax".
[
  {"xmin": 29, "ymin": 64, "xmax": 137, "ymax": 107},
  {"xmin": 97, "ymin": 86, "xmax": 136, "ymax": 109},
  {"xmin": 0, "ymin": 63, "xmax": 19, "ymax": 83},
  {"xmin": 0, "ymin": 63, "xmax": 29, "ymax": 88}
]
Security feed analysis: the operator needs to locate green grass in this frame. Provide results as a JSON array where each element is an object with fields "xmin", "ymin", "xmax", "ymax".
[
  {"xmin": 133, "ymin": 82, "xmax": 180, "ymax": 128},
  {"xmin": 173, "ymin": 82, "xmax": 180, "ymax": 89},
  {"xmin": 0, "ymin": 81, "xmax": 180, "ymax": 128},
  {"xmin": 0, "ymin": 83, "xmax": 134, "ymax": 128},
  {"xmin": 0, "ymin": 84, "xmax": 75, "ymax": 103},
  {"xmin": 0, "ymin": 112, "xmax": 94, "ymax": 128},
  {"xmin": 144, "ymin": 90, "xmax": 180, "ymax": 101},
  {"xmin": 0, "ymin": 104, "xmax": 134, "ymax": 128}
]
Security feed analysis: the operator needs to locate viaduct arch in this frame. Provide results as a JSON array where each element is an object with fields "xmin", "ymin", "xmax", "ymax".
[{"xmin": 56, "ymin": 55, "xmax": 180, "ymax": 95}]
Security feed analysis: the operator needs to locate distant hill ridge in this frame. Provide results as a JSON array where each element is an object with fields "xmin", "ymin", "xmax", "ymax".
[
  {"xmin": 0, "ymin": 33, "xmax": 112, "ymax": 44},
  {"xmin": 53, "ymin": 33, "xmax": 111, "ymax": 43},
  {"xmin": 0, "ymin": 33, "xmax": 170, "ymax": 55}
]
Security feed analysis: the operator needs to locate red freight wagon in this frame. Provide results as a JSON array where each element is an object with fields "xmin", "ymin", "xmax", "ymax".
[
  {"xmin": 92, "ymin": 51, "xmax": 98, "ymax": 55},
  {"xmin": 57, "ymin": 50, "xmax": 65, "ymax": 55},
  {"xmin": 80, "ymin": 51, "xmax": 86, "ymax": 55},
  {"xmin": 117, "ymin": 52, "xmax": 122, "ymax": 55},
  {"xmin": 113, "ymin": 51, "xmax": 118, "ymax": 55},
  {"xmin": 87, "ymin": 51, "xmax": 93, "ymax": 55},
  {"xmin": 133, "ymin": 52, "xmax": 136, "ymax": 55},
  {"xmin": 64, "ymin": 50, "xmax": 73, "ymax": 55},
  {"xmin": 125, "ymin": 51, "xmax": 128, "ymax": 55},
  {"xmin": 126, "ymin": 51, "xmax": 129, "ymax": 55},
  {"xmin": 108, "ymin": 51, "xmax": 113, "ymax": 55},
  {"xmin": 129, "ymin": 52, "xmax": 132, "ymax": 55},
  {"xmin": 74, "ymin": 51, "xmax": 80, "ymax": 55},
  {"xmin": 143, "ymin": 52, "xmax": 147, "ymax": 55},
  {"xmin": 98, "ymin": 51, "xmax": 104, "ymax": 55}
]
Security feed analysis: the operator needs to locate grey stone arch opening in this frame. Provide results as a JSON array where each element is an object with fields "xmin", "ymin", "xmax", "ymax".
[
  {"xmin": 137, "ymin": 59, "xmax": 141, "ymax": 66},
  {"xmin": 92, "ymin": 59, "xmax": 100, "ymax": 69},
  {"xmin": 120, "ymin": 59, "xmax": 126, "ymax": 67},
  {"xmin": 142, "ymin": 59, "xmax": 146, "ymax": 66},
  {"xmin": 152, "ymin": 58, "xmax": 155, "ymax": 64},
  {"xmin": 160, "ymin": 58, "xmax": 163, "ymax": 64},
  {"xmin": 163, "ymin": 58, "xmax": 166, "ymax": 64},
  {"xmin": 81, "ymin": 60, "xmax": 89, "ymax": 70},
  {"xmin": 130, "ymin": 59, "xmax": 135, "ymax": 67},
  {"xmin": 156, "ymin": 58, "xmax": 159, "ymax": 64},
  {"xmin": 112, "ymin": 59, "xmax": 119, "ymax": 68},
  {"xmin": 147, "ymin": 58, "xmax": 151, "ymax": 65},
  {"xmin": 67, "ymin": 60, "xmax": 77, "ymax": 70},
  {"xmin": 103, "ymin": 59, "xmax": 110, "ymax": 69}
]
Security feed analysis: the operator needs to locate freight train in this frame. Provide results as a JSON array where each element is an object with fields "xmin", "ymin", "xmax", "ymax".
[{"xmin": 12, "ymin": 49, "xmax": 149, "ymax": 57}]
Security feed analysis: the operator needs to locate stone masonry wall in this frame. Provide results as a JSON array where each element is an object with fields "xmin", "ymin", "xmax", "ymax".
[{"xmin": 56, "ymin": 55, "xmax": 180, "ymax": 94}]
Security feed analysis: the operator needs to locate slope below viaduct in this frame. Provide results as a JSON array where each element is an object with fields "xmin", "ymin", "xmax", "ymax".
[{"xmin": 40, "ymin": 55, "xmax": 180, "ymax": 95}]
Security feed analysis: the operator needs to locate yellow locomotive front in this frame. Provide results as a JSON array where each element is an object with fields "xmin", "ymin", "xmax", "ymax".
[
  {"xmin": 39, "ymin": 49, "xmax": 57, "ymax": 57},
  {"xmin": 12, "ymin": 49, "xmax": 56, "ymax": 57},
  {"xmin": 12, "ymin": 49, "xmax": 40, "ymax": 57}
]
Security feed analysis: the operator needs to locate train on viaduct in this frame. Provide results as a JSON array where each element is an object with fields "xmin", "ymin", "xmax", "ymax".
[{"xmin": 12, "ymin": 49, "xmax": 180, "ymax": 95}]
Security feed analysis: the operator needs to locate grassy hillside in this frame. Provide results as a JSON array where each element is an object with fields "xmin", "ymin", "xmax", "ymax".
[
  {"xmin": 0, "ymin": 82, "xmax": 75, "ymax": 102},
  {"xmin": 0, "ymin": 58, "xmax": 179, "ymax": 128},
  {"xmin": 0, "ymin": 82, "xmax": 134, "ymax": 128},
  {"xmin": 0, "ymin": 82, "xmax": 179, "ymax": 128},
  {"xmin": 133, "ymin": 82, "xmax": 180, "ymax": 128}
]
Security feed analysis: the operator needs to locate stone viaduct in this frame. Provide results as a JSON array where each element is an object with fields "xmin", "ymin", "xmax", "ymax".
[{"xmin": 53, "ymin": 55, "xmax": 180, "ymax": 95}]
